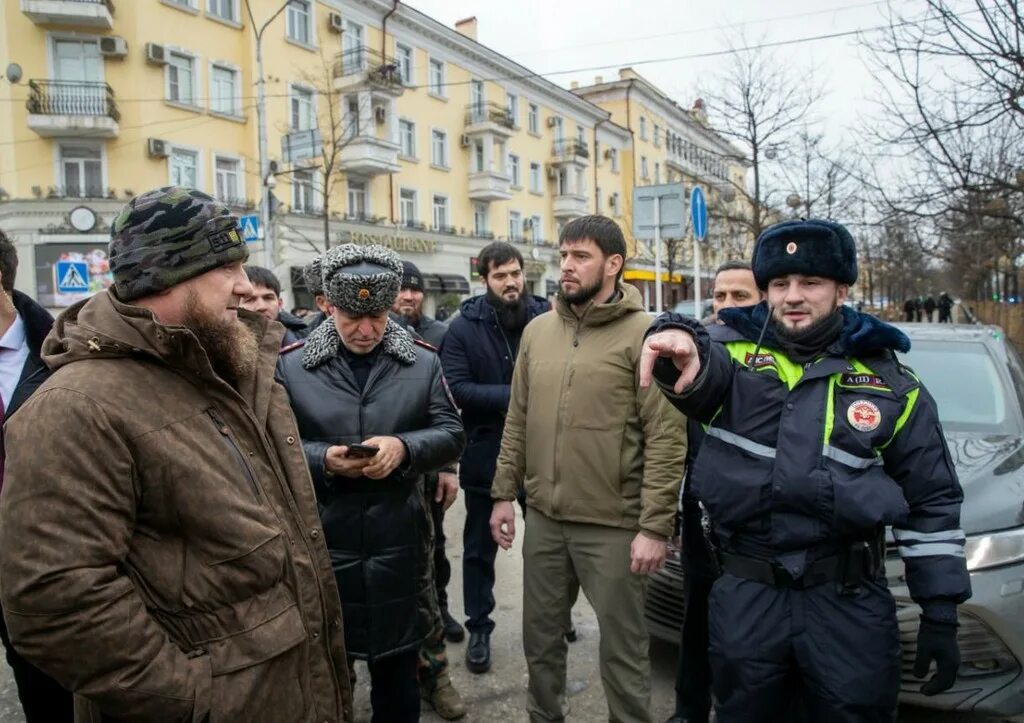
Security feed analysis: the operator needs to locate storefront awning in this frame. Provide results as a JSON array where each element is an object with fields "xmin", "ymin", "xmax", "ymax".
[
  {"xmin": 623, "ymin": 269, "xmax": 684, "ymax": 283},
  {"xmin": 422, "ymin": 274, "xmax": 445, "ymax": 293},
  {"xmin": 438, "ymin": 273, "xmax": 470, "ymax": 295}
]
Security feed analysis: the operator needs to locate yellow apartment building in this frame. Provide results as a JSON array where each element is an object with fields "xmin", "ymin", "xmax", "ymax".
[{"xmin": 0, "ymin": 0, "xmax": 744, "ymax": 314}]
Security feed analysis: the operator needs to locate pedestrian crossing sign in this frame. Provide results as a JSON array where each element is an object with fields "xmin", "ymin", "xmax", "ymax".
[
  {"xmin": 239, "ymin": 214, "xmax": 261, "ymax": 242},
  {"xmin": 55, "ymin": 260, "xmax": 90, "ymax": 293}
]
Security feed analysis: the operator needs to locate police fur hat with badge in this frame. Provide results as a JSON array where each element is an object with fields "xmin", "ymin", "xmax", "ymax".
[
  {"xmin": 321, "ymin": 243, "xmax": 403, "ymax": 314},
  {"xmin": 109, "ymin": 186, "xmax": 248, "ymax": 301},
  {"xmin": 750, "ymin": 219, "xmax": 857, "ymax": 290}
]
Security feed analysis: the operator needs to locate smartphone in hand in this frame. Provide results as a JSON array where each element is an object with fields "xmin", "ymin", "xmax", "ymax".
[{"xmin": 345, "ymin": 443, "xmax": 380, "ymax": 459}]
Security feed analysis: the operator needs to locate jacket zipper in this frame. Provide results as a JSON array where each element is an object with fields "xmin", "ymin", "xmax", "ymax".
[
  {"xmin": 552, "ymin": 318, "xmax": 583, "ymax": 514},
  {"xmin": 208, "ymin": 408, "xmax": 261, "ymax": 499}
]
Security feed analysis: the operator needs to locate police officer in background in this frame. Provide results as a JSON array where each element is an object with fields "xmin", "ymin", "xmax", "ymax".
[{"xmin": 641, "ymin": 219, "xmax": 970, "ymax": 722}]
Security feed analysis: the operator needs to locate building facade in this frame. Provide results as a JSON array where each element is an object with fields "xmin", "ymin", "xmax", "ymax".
[{"xmin": 0, "ymin": 0, "xmax": 744, "ymax": 314}]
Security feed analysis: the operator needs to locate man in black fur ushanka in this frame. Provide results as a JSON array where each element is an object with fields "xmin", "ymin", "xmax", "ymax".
[
  {"xmin": 639, "ymin": 219, "xmax": 970, "ymax": 722},
  {"xmin": 277, "ymin": 243, "xmax": 464, "ymax": 723}
]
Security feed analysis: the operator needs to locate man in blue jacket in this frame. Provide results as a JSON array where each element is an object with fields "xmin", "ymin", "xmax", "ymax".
[
  {"xmin": 640, "ymin": 219, "xmax": 970, "ymax": 722},
  {"xmin": 439, "ymin": 242, "xmax": 549, "ymax": 674}
]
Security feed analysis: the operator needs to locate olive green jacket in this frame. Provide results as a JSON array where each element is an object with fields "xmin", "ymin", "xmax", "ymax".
[{"xmin": 491, "ymin": 283, "xmax": 687, "ymax": 539}]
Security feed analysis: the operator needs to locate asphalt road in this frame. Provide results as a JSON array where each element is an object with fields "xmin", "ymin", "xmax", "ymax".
[{"xmin": 0, "ymin": 495, "xmax": 1017, "ymax": 722}]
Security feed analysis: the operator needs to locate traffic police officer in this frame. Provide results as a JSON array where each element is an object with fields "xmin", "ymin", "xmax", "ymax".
[{"xmin": 640, "ymin": 219, "xmax": 970, "ymax": 722}]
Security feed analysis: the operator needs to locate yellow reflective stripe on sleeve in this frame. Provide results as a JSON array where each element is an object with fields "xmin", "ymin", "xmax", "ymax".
[
  {"xmin": 824, "ymin": 375, "xmax": 837, "ymax": 445},
  {"xmin": 879, "ymin": 385, "xmax": 920, "ymax": 450}
]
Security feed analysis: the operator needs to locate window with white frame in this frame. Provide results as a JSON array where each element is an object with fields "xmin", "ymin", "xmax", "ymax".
[
  {"xmin": 166, "ymin": 0, "xmax": 196, "ymax": 9},
  {"xmin": 530, "ymin": 214, "xmax": 543, "ymax": 244},
  {"xmin": 208, "ymin": 0, "xmax": 237, "ymax": 22},
  {"xmin": 506, "ymin": 93, "xmax": 518, "ymax": 126},
  {"xmin": 167, "ymin": 51, "xmax": 196, "ymax": 105},
  {"xmin": 529, "ymin": 162, "xmax": 541, "ymax": 193},
  {"xmin": 528, "ymin": 103, "xmax": 539, "ymax": 134},
  {"xmin": 472, "ymin": 139, "xmax": 484, "ymax": 173},
  {"xmin": 508, "ymin": 154, "xmax": 520, "ymax": 186},
  {"xmin": 292, "ymin": 169, "xmax": 315, "ymax": 213},
  {"xmin": 395, "ymin": 43, "xmax": 413, "ymax": 85},
  {"xmin": 495, "ymin": 141, "xmax": 506, "ymax": 174},
  {"xmin": 170, "ymin": 148, "xmax": 198, "ymax": 188},
  {"xmin": 344, "ymin": 97, "xmax": 360, "ymax": 139},
  {"xmin": 611, "ymin": 192, "xmax": 620, "ymax": 215},
  {"xmin": 641, "ymin": 156, "xmax": 649, "ymax": 179},
  {"xmin": 60, "ymin": 145, "xmax": 102, "ymax": 198},
  {"xmin": 473, "ymin": 203, "xmax": 488, "ymax": 236},
  {"xmin": 290, "ymin": 86, "xmax": 314, "ymax": 131},
  {"xmin": 399, "ymin": 119, "xmax": 416, "ymax": 157},
  {"xmin": 428, "ymin": 58, "xmax": 445, "ymax": 96},
  {"xmin": 639, "ymin": 116, "xmax": 647, "ymax": 140},
  {"xmin": 654, "ymin": 162, "xmax": 661, "ymax": 184},
  {"xmin": 654, "ymin": 124, "xmax": 661, "ymax": 147},
  {"xmin": 214, "ymin": 156, "xmax": 241, "ymax": 202},
  {"xmin": 576, "ymin": 125, "xmax": 585, "ymax": 145},
  {"xmin": 609, "ymin": 147, "xmax": 619, "ymax": 172},
  {"xmin": 509, "ymin": 210, "xmax": 522, "ymax": 241},
  {"xmin": 347, "ymin": 179, "xmax": 367, "ymax": 218},
  {"xmin": 286, "ymin": 0, "xmax": 312, "ymax": 45},
  {"xmin": 210, "ymin": 64, "xmax": 238, "ymax": 115},
  {"xmin": 432, "ymin": 194, "xmax": 449, "ymax": 229},
  {"xmin": 431, "ymin": 129, "xmax": 447, "ymax": 167},
  {"xmin": 399, "ymin": 188, "xmax": 417, "ymax": 225}
]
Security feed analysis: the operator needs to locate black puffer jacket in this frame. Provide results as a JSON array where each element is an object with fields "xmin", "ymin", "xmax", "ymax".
[{"xmin": 276, "ymin": 318, "xmax": 465, "ymax": 660}]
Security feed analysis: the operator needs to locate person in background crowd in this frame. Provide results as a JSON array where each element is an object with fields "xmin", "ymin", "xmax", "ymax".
[
  {"xmin": 278, "ymin": 244, "xmax": 464, "ymax": 723},
  {"xmin": 915, "ymin": 295, "xmax": 925, "ymax": 322},
  {"xmin": 292, "ymin": 305, "xmax": 313, "ymax": 318},
  {"xmin": 903, "ymin": 297, "xmax": 917, "ymax": 322},
  {"xmin": 394, "ymin": 261, "xmax": 448, "ymax": 347},
  {"xmin": 0, "ymin": 232, "xmax": 71, "ymax": 723},
  {"xmin": 666, "ymin": 259, "xmax": 762, "ymax": 723},
  {"xmin": 642, "ymin": 218, "xmax": 969, "ymax": 722},
  {"xmin": 938, "ymin": 291, "xmax": 954, "ymax": 323},
  {"xmin": 304, "ymin": 255, "xmax": 331, "ymax": 330},
  {"xmin": 241, "ymin": 264, "xmax": 311, "ymax": 344},
  {"xmin": 923, "ymin": 294, "xmax": 937, "ymax": 323},
  {"xmin": 490, "ymin": 216, "xmax": 687, "ymax": 722},
  {"xmin": 0, "ymin": 187, "xmax": 353, "ymax": 722},
  {"xmin": 439, "ymin": 242, "xmax": 551, "ymax": 676}
]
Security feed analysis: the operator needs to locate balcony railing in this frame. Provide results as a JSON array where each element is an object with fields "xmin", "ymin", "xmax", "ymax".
[
  {"xmin": 332, "ymin": 45, "xmax": 402, "ymax": 88},
  {"xmin": 27, "ymin": 80, "xmax": 120, "ymax": 121},
  {"xmin": 552, "ymin": 138, "xmax": 589, "ymax": 160},
  {"xmin": 464, "ymin": 102, "xmax": 515, "ymax": 129}
]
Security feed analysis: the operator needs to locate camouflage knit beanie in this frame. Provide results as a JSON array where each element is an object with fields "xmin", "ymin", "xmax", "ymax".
[
  {"xmin": 322, "ymin": 244, "xmax": 402, "ymax": 315},
  {"xmin": 109, "ymin": 186, "xmax": 249, "ymax": 301},
  {"xmin": 303, "ymin": 255, "xmax": 324, "ymax": 296}
]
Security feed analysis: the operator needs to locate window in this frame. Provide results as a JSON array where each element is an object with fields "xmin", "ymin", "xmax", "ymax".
[
  {"xmin": 639, "ymin": 116, "xmax": 647, "ymax": 140},
  {"xmin": 611, "ymin": 192, "xmax": 620, "ymax": 215},
  {"xmin": 530, "ymin": 215, "xmax": 543, "ymax": 244},
  {"xmin": 290, "ymin": 86, "xmax": 314, "ymax": 131},
  {"xmin": 641, "ymin": 156, "xmax": 649, "ymax": 179},
  {"xmin": 529, "ymin": 162, "xmax": 541, "ymax": 193},
  {"xmin": 399, "ymin": 188, "xmax": 417, "ymax": 225},
  {"xmin": 654, "ymin": 124, "xmax": 661, "ymax": 147},
  {"xmin": 508, "ymin": 154, "xmax": 520, "ymax": 186},
  {"xmin": 654, "ymin": 162, "xmax": 661, "ymax": 184},
  {"xmin": 395, "ymin": 43, "xmax": 413, "ymax": 85},
  {"xmin": 506, "ymin": 93, "xmax": 518, "ymax": 126},
  {"xmin": 472, "ymin": 140, "xmax": 484, "ymax": 173},
  {"xmin": 286, "ymin": 0, "xmax": 312, "ymax": 45},
  {"xmin": 347, "ymin": 179, "xmax": 367, "ymax": 218},
  {"xmin": 473, "ymin": 203, "xmax": 488, "ymax": 236},
  {"xmin": 60, "ymin": 145, "xmax": 102, "ymax": 198},
  {"xmin": 399, "ymin": 119, "xmax": 416, "ymax": 157},
  {"xmin": 170, "ymin": 148, "xmax": 198, "ymax": 187},
  {"xmin": 167, "ymin": 52, "xmax": 196, "ymax": 105},
  {"xmin": 210, "ymin": 64, "xmax": 238, "ymax": 115},
  {"xmin": 431, "ymin": 129, "xmax": 447, "ymax": 168},
  {"xmin": 470, "ymin": 79, "xmax": 484, "ymax": 111},
  {"xmin": 344, "ymin": 97, "xmax": 360, "ymax": 139},
  {"xmin": 609, "ymin": 147, "xmax": 619, "ymax": 172},
  {"xmin": 166, "ymin": 0, "xmax": 196, "ymax": 9},
  {"xmin": 290, "ymin": 170, "xmax": 314, "ymax": 212},
  {"xmin": 214, "ymin": 156, "xmax": 241, "ymax": 202},
  {"xmin": 509, "ymin": 210, "xmax": 522, "ymax": 241},
  {"xmin": 432, "ymin": 194, "xmax": 449, "ymax": 229},
  {"xmin": 208, "ymin": 0, "xmax": 236, "ymax": 22},
  {"xmin": 428, "ymin": 58, "xmax": 445, "ymax": 97},
  {"xmin": 576, "ymin": 125, "xmax": 586, "ymax": 145},
  {"xmin": 528, "ymin": 103, "xmax": 539, "ymax": 134}
]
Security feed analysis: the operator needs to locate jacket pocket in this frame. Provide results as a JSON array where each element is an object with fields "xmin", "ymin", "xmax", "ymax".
[{"xmin": 823, "ymin": 461, "xmax": 910, "ymax": 533}]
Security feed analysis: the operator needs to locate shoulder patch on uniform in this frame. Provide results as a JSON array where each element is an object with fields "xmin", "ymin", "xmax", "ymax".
[
  {"xmin": 838, "ymin": 372, "xmax": 891, "ymax": 391},
  {"xmin": 413, "ymin": 338, "xmax": 438, "ymax": 353},
  {"xmin": 744, "ymin": 351, "xmax": 778, "ymax": 370},
  {"xmin": 280, "ymin": 340, "xmax": 306, "ymax": 354}
]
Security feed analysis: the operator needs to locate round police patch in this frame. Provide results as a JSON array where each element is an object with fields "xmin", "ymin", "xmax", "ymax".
[
  {"xmin": 786, "ymin": 241, "xmax": 798, "ymax": 255},
  {"xmin": 847, "ymin": 400, "xmax": 881, "ymax": 432}
]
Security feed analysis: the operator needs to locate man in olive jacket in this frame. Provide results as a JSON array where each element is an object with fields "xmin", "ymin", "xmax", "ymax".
[
  {"xmin": 0, "ymin": 187, "xmax": 352, "ymax": 722},
  {"xmin": 490, "ymin": 215, "xmax": 687, "ymax": 723}
]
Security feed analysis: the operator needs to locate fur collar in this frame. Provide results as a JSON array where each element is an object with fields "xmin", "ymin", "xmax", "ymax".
[
  {"xmin": 301, "ymin": 317, "xmax": 416, "ymax": 370},
  {"xmin": 718, "ymin": 302, "xmax": 911, "ymax": 357}
]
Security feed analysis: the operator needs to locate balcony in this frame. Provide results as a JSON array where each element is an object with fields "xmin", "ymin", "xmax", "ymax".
[
  {"xmin": 464, "ymin": 102, "xmax": 515, "ymax": 138},
  {"xmin": 553, "ymin": 193, "xmax": 588, "ymax": 219},
  {"xmin": 551, "ymin": 138, "xmax": 590, "ymax": 166},
  {"xmin": 27, "ymin": 80, "xmax": 120, "ymax": 138},
  {"xmin": 339, "ymin": 135, "xmax": 400, "ymax": 176},
  {"xmin": 21, "ymin": 0, "xmax": 113, "ymax": 28},
  {"xmin": 468, "ymin": 170, "xmax": 512, "ymax": 202},
  {"xmin": 332, "ymin": 46, "xmax": 404, "ymax": 97}
]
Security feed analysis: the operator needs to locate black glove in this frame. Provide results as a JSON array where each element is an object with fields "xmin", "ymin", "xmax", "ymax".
[{"xmin": 913, "ymin": 617, "xmax": 960, "ymax": 695}]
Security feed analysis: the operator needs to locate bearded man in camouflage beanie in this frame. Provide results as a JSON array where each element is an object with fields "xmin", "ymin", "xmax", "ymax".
[
  {"xmin": 277, "ymin": 243, "xmax": 466, "ymax": 722},
  {"xmin": 0, "ymin": 186, "xmax": 354, "ymax": 722}
]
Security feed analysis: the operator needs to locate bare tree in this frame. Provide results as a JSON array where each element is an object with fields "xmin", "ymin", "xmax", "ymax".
[{"xmin": 777, "ymin": 127, "xmax": 861, "ymax": 220}]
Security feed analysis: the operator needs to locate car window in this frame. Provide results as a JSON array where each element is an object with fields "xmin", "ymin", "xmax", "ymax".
[{"xmin": 897, "ymin": 339, "xmax": 1019, "ymax": 434}]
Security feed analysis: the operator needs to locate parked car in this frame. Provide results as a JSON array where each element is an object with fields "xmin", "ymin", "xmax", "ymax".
[
  {"xmin": 645, "ymin": 323, "xmax": 1024, "ymax": 717},
  {"xmin": 672, "ymin": 299, "xmax": 715, "ymax": 320}
]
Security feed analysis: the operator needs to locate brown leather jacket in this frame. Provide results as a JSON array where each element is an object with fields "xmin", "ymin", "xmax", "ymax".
[{"xmin": 0, "ymin": 291, "xmax": 352, "ymax": 722}]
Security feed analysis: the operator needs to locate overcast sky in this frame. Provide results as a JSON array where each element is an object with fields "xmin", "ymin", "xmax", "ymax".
[{"xmin": 406, "ymin": 0, "xmax": 930, "ymax": 146}]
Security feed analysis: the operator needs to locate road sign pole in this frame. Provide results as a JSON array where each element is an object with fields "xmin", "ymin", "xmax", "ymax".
[
  {"xmin": 693, "ymin": 228, "xmax": 701, "ymax": 318},
  {"xmin": 654, "ymin": 196, "xmax": 663, "ymax": 313}
]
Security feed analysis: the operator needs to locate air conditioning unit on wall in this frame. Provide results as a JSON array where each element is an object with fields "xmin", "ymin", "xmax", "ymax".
[
  {"xmin": 328, "ymin": 12, "xmax": 343, "ymax": 33},
  {"xmin": 99, "ymin": 36, "xmax": 128, "ymax": 58},
  {"xmin": 145, "ymin": 43, "xmax": 167, "ymax": 65},
  {"xmin": 546, "ymin": 116, "xmax": 559, "ymax": 128},
  {"xmin": 459, "ymin": 134, "xmax": 471, "ymax": 148},
  {"xmin": 147, "ymin": 138, "xmax": 169, "ymax": 158},
  {"xmin": 374, "ymin": 106, "xmax": 386, "ymax": 124}
]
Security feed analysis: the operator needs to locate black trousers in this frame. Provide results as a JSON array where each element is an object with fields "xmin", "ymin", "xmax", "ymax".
[
  {"xmin": 0, "ymin": 603, "xmax": 74, "ymax": 723},
  {"xmin": 368, "ymin": 649, "xmax": 421, "ymax": 723},
  {"xmin": 462, "ymin": 489, "xmax": 498, "ymax": 634},
  {"xmin": 429, "ymin": 492, "xmax": 452, "ymax": 610}
]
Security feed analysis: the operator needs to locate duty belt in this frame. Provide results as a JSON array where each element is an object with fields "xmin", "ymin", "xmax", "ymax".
[{"xmin": 719, "ymin": 539, "xmax": 881, "ymax": 595}]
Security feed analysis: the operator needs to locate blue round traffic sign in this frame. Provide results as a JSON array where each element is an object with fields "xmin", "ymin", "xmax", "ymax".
[{"xmin": 691, "ymin": 186, "xmax": 708, "ymax": 241}]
